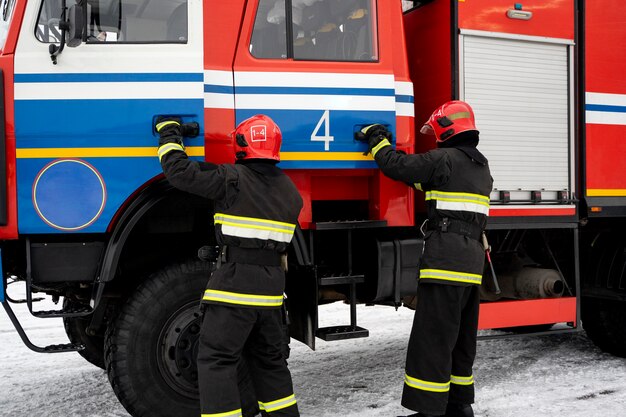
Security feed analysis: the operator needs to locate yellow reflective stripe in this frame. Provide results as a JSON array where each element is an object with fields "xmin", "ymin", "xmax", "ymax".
[
  {"xmin": 448, "ymin": 111, "xmax": 471, "ymax": 121},
  {"xmin": 420, "ymin": 269, "xmax": 482, "ymax": 285},
  {"xmin": 434, "ymin": 200, "xmax": 490, "ymax": 215},
  {"xmin": 426, "ymin": 190, "xmax": 490, "ymax": 215},
  {"xmin": 280, "ymin": 152, "xmax": 373, "ymax": 161},
  {"xmin": 203, "ymin": 290, "xmax": 284, "ymax": 307},
  {"xmin": 425, "ymin": 190, "xmax": 490, "ymax": 206},
  {"xmin": 258, "ymin": 394, "xmax": 297, "ymax": 412},
  {"xmin": 16, "ymin": 146, "xmax": 204, "ymax": 159},
  {"xmin": 157, "ymin": 143, "xmax": 185, "ymax": 162},
  {"xmin": 451, "ymin": 374, "xmax": 474, "ymax": 386},
  {"xmin": 156, "ymin": 120, "xmax": 180, "ymax": 131},
  {"xmin": 587, "ymin": 189, "xmax": 626, "ymax": 197},
  {"xmin": 214, "ymin": 213, "xmax": 296, "ymax": 243},
  {"xmin": 218, "ymin": 220, "xmax": 294, "ymax": 235},
  {"xmin": 201, "ymin": 408, "xmax": 242, "ymax": 417},
  {"xmin": 404, "ymin": 373, "xmax": 450, "ymax": 393},
  {"xmin": 219, "ymin": 224, "xmax": 293, "ymax": 243},
  {"xmin": 214, "ymin": 213, "xmax": 296, "ymax": 231},
  {"xmin": 414, "ymin": 183, "xmax": 423, "ymax": 191},
  {"xmin": 371, "ymin": 138, "xmax": 391, "ymax": 157}
]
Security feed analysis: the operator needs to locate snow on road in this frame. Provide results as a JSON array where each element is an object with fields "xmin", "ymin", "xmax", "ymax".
[{"xmin": 1, "ymin": 298, "xmax": 626, "ymax": 417}]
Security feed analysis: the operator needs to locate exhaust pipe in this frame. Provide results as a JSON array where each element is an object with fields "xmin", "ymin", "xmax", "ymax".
[{"xmin": 480, "ymin": 267, "xmax": 564, "ymax": 301}]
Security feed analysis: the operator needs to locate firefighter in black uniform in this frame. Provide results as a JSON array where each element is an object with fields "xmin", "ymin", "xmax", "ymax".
[
  {"xmin": 155, "ymin": 114, "xmax": 302, "ymax": 417},
  {"xmin": 358, "ymin": 101, "xmax": 492, "ymax": 417}
]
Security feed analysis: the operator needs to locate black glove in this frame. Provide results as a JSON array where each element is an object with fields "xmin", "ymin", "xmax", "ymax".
[
  {"xmin": 155, "ymin": 117, "xmax": 183, "ymax": 147},
  {"xmin": 180, "ymin": 122, "xmax": 200, "ymax": 138},
  {"xmin": 355, "ymin": 124, "xmax": 392, "ymax": 155}
]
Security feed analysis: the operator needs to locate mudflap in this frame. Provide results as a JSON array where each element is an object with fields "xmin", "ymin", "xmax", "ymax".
[
  {"xmin": 373, "ymin": 238, "xmax": 423, "ymax": 303},
  {"xmin": 285, "ymin": 264, "xmax": 317, "ymax": 350}
]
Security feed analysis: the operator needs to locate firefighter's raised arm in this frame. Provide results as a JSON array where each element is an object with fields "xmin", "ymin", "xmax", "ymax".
[
  {"xmin": 357, "ymin": 124, "xmax": 450, "ymax": 187},
  {"xmin": 155, "ymin": 117, "xmax": 231, "ymax": 200}
]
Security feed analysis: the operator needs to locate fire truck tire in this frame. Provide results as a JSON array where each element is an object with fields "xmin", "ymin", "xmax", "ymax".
[
  {"xmin": 104, "ymin": 260, "xmax": 213, "ymax": 417},
  {"xmin": 582, "ymin": 297, "xmax": 626, "ymax": 358},
  {"xmin": 63, "ymin": 300, "xmax": 106, "ymax": 370}
]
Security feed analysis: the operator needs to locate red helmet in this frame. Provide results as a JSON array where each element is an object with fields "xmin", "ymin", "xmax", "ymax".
[
  {"xmin": 232, "ymin": 115, "xmax": 282, "ymax": 162},
  {"xmin": 420, "ymin": 100, "xmax": 477, "ymax": 143}
]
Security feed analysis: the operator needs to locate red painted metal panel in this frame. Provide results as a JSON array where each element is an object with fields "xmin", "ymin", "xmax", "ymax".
[
  {"xmin": 0, "ymin": 56, "xmax": 17, "ymax": 239},
  {"xmin": 478, "ymin": 297, "xmax": 577, "ymax": 329},
  {"xmin": 391, "ymin": 5, "xmax": 414, "ymax": 149},
  {"xmin": 285, "ymin": 170, "xmax": 312, "ymax": 229},
  {"xmin": 403, "ymin": 1, "xmax": 452, "ymax": 156},
  {"xmin": 203, "ymin": 1, "xmax": 245, "ymax": 166},
  {"xmin": 458, "ymin": 0, "xmax": 574, "ymax": 40},
  {"xmin": 585, "ymin": 0, "xmax": 626, "ymax": 94},
  {"xmin": 375, "ymin": 172, "xmax": 415, "ymax": 226},
  {"xmin": 203, "ymin": 1, "xmax": 246, "ymax": 72},
  {"xmin": 311, "ymin": 172, "xmax": 371, "ymax": 201},
  {"xmin": 204, "ymin": 108, "xmax": 236, "ymax": 165},
  {"xmin": 0, "ymin": 0, "xmax": 25, "ymax": 239},
  {"xmin": 585, "ymin": 1, "xmax": 626, "ymax": 198},
  {"xmin": 585, "ymin": 125, "xmax": 626, "ymax": 196}
]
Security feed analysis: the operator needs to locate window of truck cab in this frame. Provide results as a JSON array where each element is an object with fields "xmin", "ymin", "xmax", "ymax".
[
  {"xmin": 35, "ymin": 0, "xmax": 188, "ymax": 44},
  {"xmin": 250, "ymin": 0, "xmax": 378, "ymax": 62}
]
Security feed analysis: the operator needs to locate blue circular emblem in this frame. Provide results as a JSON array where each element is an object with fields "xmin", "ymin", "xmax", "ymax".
[{"xmin": 33, "ymin": 159, "xmax": 107, "ymax": 231}]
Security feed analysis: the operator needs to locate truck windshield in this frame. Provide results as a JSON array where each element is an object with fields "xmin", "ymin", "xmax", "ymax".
[{"xmin": 0, "ymin": 0, "xmax": 16, "ymax": 51}]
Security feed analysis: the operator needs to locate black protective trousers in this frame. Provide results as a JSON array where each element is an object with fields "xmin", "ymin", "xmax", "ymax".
[
  {"xmin": 401, "ymin": 283, "xmax": 480, "ymax": 416},
  {"xmin": 197, "ymin": 303, "xmax": 299, "ymax": 417}
]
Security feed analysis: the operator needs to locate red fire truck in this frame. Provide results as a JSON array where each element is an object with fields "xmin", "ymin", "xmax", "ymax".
[{"xmin": 0, "ymin": 0, "xmax": 624, "ymax": 415}]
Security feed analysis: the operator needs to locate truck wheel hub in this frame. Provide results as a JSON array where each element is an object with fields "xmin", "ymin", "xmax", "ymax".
[{"xmin": 157, "ymin": 302, "xmax": 202, "ymax": 398}]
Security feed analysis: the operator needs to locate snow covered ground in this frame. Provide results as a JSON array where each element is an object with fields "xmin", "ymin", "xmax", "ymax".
[{"xmin": 1, "ymin": 295, "xmax": 626, "ymax": 417}]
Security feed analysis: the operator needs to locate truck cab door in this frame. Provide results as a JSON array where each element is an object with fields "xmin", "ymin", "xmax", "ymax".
[
  {"xmin": 232, "ymin": 0, "xmax": 405, "ymax": 348},
  {"xmin": 12, "ymin": 0, "xmax": 205, "ymax": 233}
]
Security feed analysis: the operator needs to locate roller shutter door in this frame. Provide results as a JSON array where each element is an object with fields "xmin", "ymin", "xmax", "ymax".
[{"xmin": 462, "ymin": 35, "xmax": 571, "ymax": 199}]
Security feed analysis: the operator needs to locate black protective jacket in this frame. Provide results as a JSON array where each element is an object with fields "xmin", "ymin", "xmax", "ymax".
[
  {"xmin": 373, "ymin": 134, "xmax": 493, "ymax": 286},
  {"xmin": 160, "ymin": 149, "xmax": 303, "ymax": 308}
]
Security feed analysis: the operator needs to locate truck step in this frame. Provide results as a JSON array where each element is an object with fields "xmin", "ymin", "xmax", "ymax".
[
  {"xmin": 2, "ymin": 302, "xmax": 85, "ymax": 354},
  {"xmin": 319, "ymin": 274, "xmax": 365, "ymax": 286},
  {"xmin": 316, "ymin": 325, "xmax": 369, "ymax": 341},
  {"xmin": 32, "ymin": 305, "xmax": 93, "ymax": 318},
  {"xmin": 42, "ymin": 343, "xmax": 84, "ymax": 353},
  {"xmin": 313, "ymin": 220, "xmax": 387, "ymax": 230}
]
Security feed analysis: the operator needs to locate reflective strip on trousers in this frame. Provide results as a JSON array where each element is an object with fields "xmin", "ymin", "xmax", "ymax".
[
  {"xmin": 371, "ymin": 138, "xmax": 391, "ymax": 157},
  {"xmin": 419, "ymin": 269, "xmax": 482, "ymax": 285},
  {"xmin": 214, "ymin": 213, "xmax": 296, "ymax": 243},
  {"xmin": 157, "ymin": 143, "xmax": 185, "ymax": 162},
  {"xmin": 425, "ymin": 190, "xmax": 490, "ymax": 215},
  {"xmin": 203, "ymin": 289, "xmax": 284, "ymax": 307},
  {"xmin": 258, "ymin": 394, "xmax": 297, "ymax": 413},
  {"xmin": 201, "ymin": 408, "xmax": 242, "ymax": 417},
  {"xmin": 404, "ymin": 373, "xmax": 450, "ymax": 393},
  {"xmin": 451, "ymin": 374, "xmax": 474, "ymax": 386}
]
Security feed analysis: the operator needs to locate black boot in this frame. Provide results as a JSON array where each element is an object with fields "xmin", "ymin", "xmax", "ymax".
[
  {"xmin": 397, "ymin": 413, "xmax": 443, "ymax": 417},
  {"xmin": 445, "ymin": 403, "xmax": 474, "ymax": 417}
]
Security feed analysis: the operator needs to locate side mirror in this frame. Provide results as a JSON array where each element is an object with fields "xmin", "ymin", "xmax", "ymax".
[
  {"xmin": 66, "ymin": 2, "xmax": 86, "ymax": 48},
  {"xmin": 49, "ymin": 0, "xmax": 86, "ymax": 64}
]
